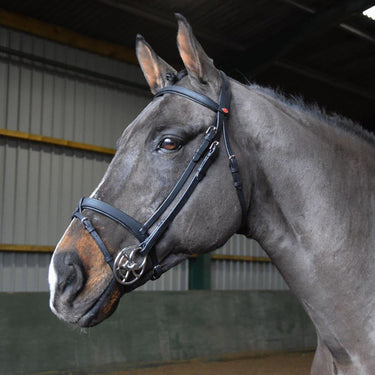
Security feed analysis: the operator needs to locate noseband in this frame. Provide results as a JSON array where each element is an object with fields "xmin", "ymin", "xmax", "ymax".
[{"xmin": 72, "ymin": 71, "xmax": 247, "ymax": 285}]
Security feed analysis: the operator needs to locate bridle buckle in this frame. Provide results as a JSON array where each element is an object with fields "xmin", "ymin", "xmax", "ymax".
[
  {"xmin": 114, "ymin": 246, "xmax": 147, "ymax": 285},
  {"xmin": 205, "ymin": 125, "xmax": 217, "ymax": 136},
  {"xmin": 209, "ymin": 140, "xmax": 219, "ymax": 152}
]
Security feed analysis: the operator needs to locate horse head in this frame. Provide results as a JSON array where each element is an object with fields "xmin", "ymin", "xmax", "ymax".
[{"xmin": 48, "ymin": 15, "xmax": 250, "ymax": 327}]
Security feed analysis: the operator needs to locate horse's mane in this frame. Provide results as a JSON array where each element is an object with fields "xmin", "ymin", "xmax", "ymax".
[{"xmin": 250, "ymin": 83, "xmax": 375, "ymax": 147}]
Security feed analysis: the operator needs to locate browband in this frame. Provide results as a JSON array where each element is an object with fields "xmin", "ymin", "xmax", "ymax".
[{"xmin": 155, "ymin": 86, "xmax": 229, "ymax": 114}]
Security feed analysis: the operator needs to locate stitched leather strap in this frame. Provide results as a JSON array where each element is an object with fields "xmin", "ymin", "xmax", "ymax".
[
  {"xmin": 139, "ymin": 141, "xmax": 220, "ymax": 256},
  {"xmin": 223, "ymin": 121, "xmax": 248, "ymax": 232},
  {"xmin": 75, "ymin": 197, "xmax": 147, "ymax": 242},
  {"xmin": 140, "ymin": 125, "xmax": 218, "ymax": 234},
  {"xmin": 155, "ymin": 86, "xmax": 228, "ymax": 114},
  {"xmin": 72, "ymin": 210, "xmax": 114, "ymax": 269}
]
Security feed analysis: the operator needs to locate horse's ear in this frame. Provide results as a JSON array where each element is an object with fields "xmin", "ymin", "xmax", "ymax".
[
  {"xmin": 176, "ymin": 14, "xmax": 219, "ymax": 86},
  {"xmin": 136, "ymin": 35, "xmax": 177, "ymax": 94}
]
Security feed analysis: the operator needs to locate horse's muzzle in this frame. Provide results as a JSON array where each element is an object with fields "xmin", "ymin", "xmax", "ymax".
[{"xmin": 51, "ymin": 252, "xmax": 86, "ymax": 307}]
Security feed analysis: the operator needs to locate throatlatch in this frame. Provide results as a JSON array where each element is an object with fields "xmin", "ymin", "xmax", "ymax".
[{"xmin": 72, "ymin": 71, "xmax": 247, "ymax": 286}]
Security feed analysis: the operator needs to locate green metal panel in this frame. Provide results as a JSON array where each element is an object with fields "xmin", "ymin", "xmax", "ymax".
[
  {"xmin": 189, "ymin": 253, "xmax": 211, "ymax": 289},
  {"xmin": 0, "ymin": 291, "xmax": 316, "ymax": 374}
]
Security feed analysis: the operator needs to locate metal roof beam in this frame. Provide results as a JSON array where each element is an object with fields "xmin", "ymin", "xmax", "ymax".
[
  {"xmin": 237, "ymin": 0, "xmax": 375, "ymax": 77},
  {"xmin": 275, "ymin": 59, "xmax": 375, "ymax": 102},
  {"xmin": 98, "ymin": 0, "xmax": 245, "ymax": 51},
  {"xmin": 282, "ymin": 0, "xmax": 375, "ymax": 45}
]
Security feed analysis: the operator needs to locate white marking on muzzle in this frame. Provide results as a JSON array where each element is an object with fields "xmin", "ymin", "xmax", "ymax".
[
  {"xmin": 48, "ymin": 221, "xmax": 74, "ymax": 316},
  {"xmin": 48, "ymin": 252, "xmax": 58, "ymax": 315},
  {"xmin": 89, "ymin": 175, "xmax": 107, "ymax": 198}
]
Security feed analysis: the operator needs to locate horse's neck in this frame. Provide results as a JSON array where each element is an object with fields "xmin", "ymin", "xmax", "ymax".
[
  {"xmin": 234, "ymin": 81, "xmax": 374, "ymax": 262},
  {"xmin": 232, "ymin": 80, "xmax": 375, "ymax": 350}
]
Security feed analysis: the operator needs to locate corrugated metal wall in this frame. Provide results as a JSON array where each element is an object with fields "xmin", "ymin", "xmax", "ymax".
[
  {"xmin": 0, "ymin": 25, "xmax": 190, "ymax": 292},
  {"xmin": 0, "ymin": 25, "xmax": 286, "ymax": 292},
  {"xmin": 212, "ymin": 235, "xmax": 288, "ymax": 290}
]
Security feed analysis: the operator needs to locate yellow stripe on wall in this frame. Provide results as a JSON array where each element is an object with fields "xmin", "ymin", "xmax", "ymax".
[
  {"xmin": 211, "ymin": 254, "xmax": 271, "ymax": 263},
  {"xmin": 0, "ymin": 244, "xmax": 55, "ymax": 253},
  {"xmin": 0, "ymin": 128, "xmax": 116, "ymax": 155}
]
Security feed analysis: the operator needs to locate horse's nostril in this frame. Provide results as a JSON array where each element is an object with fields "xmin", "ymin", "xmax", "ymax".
[{"xmin": 54, "ymin": 252, "xmax": 86, "ymax": 304}]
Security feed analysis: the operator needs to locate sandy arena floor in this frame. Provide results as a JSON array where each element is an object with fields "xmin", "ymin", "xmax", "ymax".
[{"xmin": 104, "ymin": 351, "xmax": 315, "ymax": 375}]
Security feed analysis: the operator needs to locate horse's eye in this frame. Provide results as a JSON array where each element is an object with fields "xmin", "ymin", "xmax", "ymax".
[{"xmin": 158, "ymin": 137, "xmax": 182, "ymax": 152}]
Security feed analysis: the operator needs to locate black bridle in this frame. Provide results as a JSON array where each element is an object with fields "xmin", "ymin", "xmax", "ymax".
[{"xmin": 72, "ymin": 71, "xmax": 247, "ymax": 285}]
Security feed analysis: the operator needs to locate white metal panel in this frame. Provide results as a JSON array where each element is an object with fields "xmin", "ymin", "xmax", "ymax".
[
  {"xmin": 138, "ymin": 261, "xmax": 189, "ymax": 292},
  {"xmin": 0, "ymin": 252, "xmax": 51, "ymax": 292},
  {"xmin": 0, "ymin": 138, "xmax": 112, "ymax": 245},
  {"xmin": 0, "ymin": 25, "xmax": 150, "ymax": 147},
  {"xmin": 211, "ymin": 235, "xmax": 289, "ymax": 290}
]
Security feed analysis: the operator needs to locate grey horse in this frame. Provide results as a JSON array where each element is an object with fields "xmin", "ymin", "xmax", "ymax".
[{"xmin": 48, "ymin": 14, "xmax": 375, "ymax": 375}]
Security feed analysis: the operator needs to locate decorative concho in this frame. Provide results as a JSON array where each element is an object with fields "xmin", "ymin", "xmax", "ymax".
[{"xmin": 113, "ymin": 246, "xmax": 147, "ymax": 285}]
